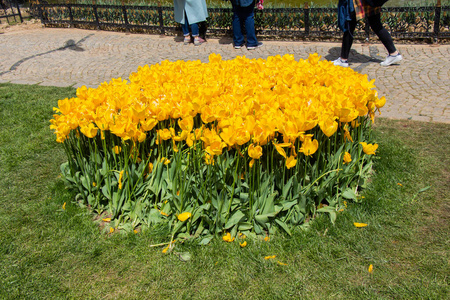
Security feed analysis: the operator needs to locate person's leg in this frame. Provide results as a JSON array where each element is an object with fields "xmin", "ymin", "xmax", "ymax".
[
  {"xmin": 368, "ymin": 13, "xmax": 402, "ymax": 66},
  {"xmin": 340, "ymin": 12, "xmax": 357, "ymax": 60},
  {"xmin": 232, "ymin": 3, "xmax": 245, "ymax": 47},
  {"xmin": 181, "ymin": 12, "xmax": 190, "ymax": 36},
  {"xmin": 190, "ymin": 22, "xmax": 206, "ymax": 45},
  {"xmin": 334, "ymin": 12, "xmax": 356, "ymax": 67},
  {"xmin": 241, "ymin": 1, "xmax": 259, "ymax": 48},
  {"xmin": 181, "ymin": 12, "xmax": 191, "ymax": 44},
  {"xmin": 367, "ymin": 14, "xmax": 397, "ymax": 54},
  {"xmin": 190, "ymin": 23, "xmax": 199, "ymax": 37}
]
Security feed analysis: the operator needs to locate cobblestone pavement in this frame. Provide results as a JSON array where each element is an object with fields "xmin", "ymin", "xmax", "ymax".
[{"xmin": 1, "ymin": 28, "xmax": 449, "ymax": 123}]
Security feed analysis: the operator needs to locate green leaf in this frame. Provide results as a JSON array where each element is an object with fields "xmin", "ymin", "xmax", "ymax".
[
  {"xmin": 255, "ymin": 211, "xmax": 278, "ymax": 224},
  {"xmin": 275, "ymin": 219, "xmax": 292, "ymax": 236},
  {"xmin": 418, "ymin": 186, "xmax": 431, "ymax": 193},
  {"xmin": 282, "ymin": 176, "xmax": 293, "ymax": 200},
  {"xmin": 198, "ymin": 236, "xmax": 213, "ymax": 245},
  {"xmin": 317, "ymin": 206, "xmax": 337, "ymax": 224},
  {"xmin": 175, "ymin": 252, "xmax": 191, "ymax": 262},
  {"xmin": 238, "ymin": 222, "xmax": 253, "ymax": 231},
  {"xmin": 342, "ymin": 188, "xmax": 357, "ymax": 201},
  {"xmin": 224, "ymin": 210, "xmax": 245, "ymax": 229}
]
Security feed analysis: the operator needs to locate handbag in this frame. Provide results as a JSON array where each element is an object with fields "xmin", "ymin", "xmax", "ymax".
[{"xmin": 365, "ymin": 0, "xmax": 389, "ymax": 7}]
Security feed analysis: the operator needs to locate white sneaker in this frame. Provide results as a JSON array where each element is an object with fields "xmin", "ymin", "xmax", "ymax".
[
  {"xmin": 247, "ymin": 42, "xmax": 263, "ymax": 50},
  {"xmin": 380, "ymin": 54, "xmax": 403, "ymax": 66},
  {"xmin": 332, "ymin": 58, "xmax": 349, "ymax": 68}
]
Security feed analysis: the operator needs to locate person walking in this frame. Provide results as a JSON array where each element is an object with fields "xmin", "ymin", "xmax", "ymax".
[
  {"xmin": 333, "ymin": 0, "xmax": 402, "ymax": 67},
  {"xmin": 231, "ymin": 0, "xmax": 263, "ymax": 50},
  {"xmin": 174, "ymin": 0, "xmax": 208, "ymax": 46}
]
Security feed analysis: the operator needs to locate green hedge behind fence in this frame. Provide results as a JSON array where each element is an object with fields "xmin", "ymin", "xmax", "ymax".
[{"xmin": 34, "ymin": 3, "xmax": 450, "ymax": 40}]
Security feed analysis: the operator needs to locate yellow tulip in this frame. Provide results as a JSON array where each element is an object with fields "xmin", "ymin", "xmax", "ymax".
[
  {"xmin": 248, "ymin": 144, "xmax": 263, "ymax": 160},
  {"xmin": 285, "ymin": 155, "xmax": 297, "ymax": 169},
  {"xmin": 118, "ymin": 170, "xmax": 124, "ymax": 190},
  {"xmin": 80, "ymin": 123, "xmax": 99, "ymax": 138},
  {"xmin": 300, "ymin": 137, "xmax": 318, "ymax": 156},
  {"xmin": 343, "ymin": 152, "xmax": 352, "ymax": 164},
  {"xmin": 273, "ymin": 142, "xmax": 291, "ymax": 159},
  {"xmin": 113, "ymin": 146, "xmax": 121, "ymax": 154},
  {"xmin": 360, "ymin": 142, "xmax": 378, "ymax": 155}
]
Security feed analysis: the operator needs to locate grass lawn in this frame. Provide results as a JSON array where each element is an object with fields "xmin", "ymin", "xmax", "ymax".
[{"xmin": 0, "ymin": 83, "xmax": 448, "ymax": 299}]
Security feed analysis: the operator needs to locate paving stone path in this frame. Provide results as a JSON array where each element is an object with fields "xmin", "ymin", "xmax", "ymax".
[{"xmin": 0, "ymin": 28, "xmax": 449, "ymax": 123}]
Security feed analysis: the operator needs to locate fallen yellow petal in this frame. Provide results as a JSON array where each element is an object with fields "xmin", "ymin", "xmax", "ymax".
[
  {"xmin": 177, "ymin": 212, "xmax": 192, "ymax": 222},
  {"xmin": 277, "ymin": 261, "xmax": 288, "ymax": 266},
  {"xmin": 62, "ymin": 202, "xmax": 66, "ymax": 210},
  {"xmin": 354, "ymin": 222, "xmax": 368, "ymax": 228},
  {"xmin": 368, "ymin": 264, "xmax": 374, "ymax": 273},
  {"xmin": 264, "ymin": 255, "xmax": 276, "ymax": 260},
  {"xmin": 240, "ymin": 241, "xmax": 247, "ymax": 248},
  {"xmin": 109, "ymin": 227, "xmax": 114, "ymax": 233},
  {"xmin": 397, "ymin": 183, "xmax": 403, "ymax": 186},
  {"xmin": 222, "ymin": 232, "xmax": 235, "ymax": 242},
  {"xmin": 162, "ymin": 245, "xmax": 170, "ymax": 253},
  {"xmin": 264, "ymin": 236, "xmax": 270, "ymax": 242},
  {"xmin": 102, "ymin": 218, "xmax": 111, "ymax": 222}
]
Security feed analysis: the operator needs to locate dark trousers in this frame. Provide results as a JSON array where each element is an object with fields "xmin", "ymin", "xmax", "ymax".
[{"xmin": 341, "ymin": 12, "xmax": 397, "ymax": 59}]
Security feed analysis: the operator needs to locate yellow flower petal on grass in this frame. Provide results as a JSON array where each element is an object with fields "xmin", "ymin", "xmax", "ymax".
[
  {"xmin": 264, "ymin": 236, "xmax": 270, "ymax": 242},
  {"xmin": 222, "ymin": 232, "xmax": 235, "ymax": 242},
  {"xmin": 277, "ymin": 261, "xmax": 288, "ymax": 266},
  {"xmin": 102, "ymin": 218, "xmax": 111, "ymax": 222},
  {"xmin": 177, "ymin": 212, "xmax": 192, "ymax": 222},
  {"xmin": 109, "ymin": 227, "xmax": 114, "ymax": 233},
  {"xmin": 162, "ymin": 245, "xmax": 170, "ymax": 253},
  {"xmin": 368, "ymin": 264, "xmax": 374, "ymax": 273},
  {"xmin": 240, "ymin": 241, "xmax": 247, "ymax": 248},
  {"xmin": 354, "ymin": 222, "xmax": 368, "ymax": 228},
  {"xmin": 264, "ymin": 255, "xmax": 276, "ymax": 260},
  {"xmin": 62, "ymin": 202, "xmax": 66, "ymax": 210}
]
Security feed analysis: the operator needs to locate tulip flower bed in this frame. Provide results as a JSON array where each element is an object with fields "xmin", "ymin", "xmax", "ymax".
[{"xmin": 50, "ymin": 53, "xmax": 384, "ymax": 244}]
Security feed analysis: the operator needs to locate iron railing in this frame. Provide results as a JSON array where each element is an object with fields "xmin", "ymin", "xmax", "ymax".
[
  {"xmin": 33, "ymin": 1, "xmax": 450, "ymax": 41},
  {"xmin": 1, "ymin": 0, "xmax": 23, "ymax": 23}
]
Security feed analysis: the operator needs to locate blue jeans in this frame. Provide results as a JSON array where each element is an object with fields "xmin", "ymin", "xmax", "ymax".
[
  {"xmin": 181, "ymin": 12, "xmax": 199, "ymax": 37},
  {"xmin": 232, "ymin": 1, "xmax": 258, "ymax": 47}
]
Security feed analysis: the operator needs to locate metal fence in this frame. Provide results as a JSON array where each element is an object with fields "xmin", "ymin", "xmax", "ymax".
[
  {"xmin": 1, "ymin": 0, "xmax": 23, "ymax": 23},
  {"xmin": 33, "ymin": 2, "xmax": 450, "ymax": 41}
]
